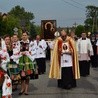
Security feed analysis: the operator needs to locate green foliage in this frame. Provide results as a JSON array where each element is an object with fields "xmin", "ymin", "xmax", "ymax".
[
  {"xmin": 0, "ymin": 5, "xmax": 38, "ymax": 37},
  {"xmin": 0, "ymin": 15, "xmax": 20, "ymax": 36},
  {"xmin": 8, "ymin": 5, "xmax": 37, "ymax": 37},
  {"xmin": 85, "ymin": 5, "xmax": 98, "ymax": 32},
  {"xmin": 75, "ymin": 25, "xmax": 85, "ymax": 37},
  {"xmin": 8, "ymin": 5, "xmax": 34, "ymax": 21},
  {"xmin": 34, "ymin": 25, "xmax": 41, "ymax": 35},
  {"xmin": 0, "ymin": 16, "xmax": 6, "ymax": 36},
  {"xmin": 5, "ymin": 15, "xmax": 20, "ymax": 36},
  {"xmin": 86, "ymin": 5, "xmax": 98, "ymax": 18},
  {"xmin": 8, "ymin": 5, "xmax": 34, "ymax": 28},
  {"xmin": 29, "ymin": 22, "xmax": 41, "ymax": 39}
]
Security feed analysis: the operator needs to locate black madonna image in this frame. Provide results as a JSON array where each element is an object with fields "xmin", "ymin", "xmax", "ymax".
[{"xmin": 41, "ymin": 20, "xmax": 56, "ymax": 39}]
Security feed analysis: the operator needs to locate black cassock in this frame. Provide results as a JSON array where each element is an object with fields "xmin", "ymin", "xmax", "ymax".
[{"xmin": 90, "ymin": 40, "xmax": 98, "ymax": 67}]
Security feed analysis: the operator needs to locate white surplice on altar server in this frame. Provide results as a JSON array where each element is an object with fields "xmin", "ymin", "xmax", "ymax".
[
  {"xmin": 77, "ymin": 38, "xmax": 93, "ymax": 61},
  {"xmin": 34, "ymin": 39, "xmax": 47, "ymax": 59},
  {"xmin": 61, "ymin": 42, "xmax": 72, "ymax": 67},
  {"xmin": 77, "ymin": 37, "xmax": 93, "ymax": 76}
]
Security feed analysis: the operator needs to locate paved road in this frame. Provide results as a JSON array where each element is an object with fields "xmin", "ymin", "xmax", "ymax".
[{"xmin": 13, "ymin": 61, "xmax": 98, "ymax": 98}]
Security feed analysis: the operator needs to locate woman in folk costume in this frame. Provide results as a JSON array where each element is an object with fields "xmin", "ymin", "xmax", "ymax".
[
  {"xmin": 0, "ymin": 37, "xmax": 12, "ymax": 98},
  {"xmin": 77, "ymin": 33, "xmax": 93, "ymax": 77},
  {"xmin": 4, "ymin": 35, "xmax": 18, "ymax": 91},
  {"xmin": 8, "ymin": 34, "xmax": 21, "ymax": 91},
  {"xmin": 18, "ymin": 31, "xmax": 37, "ymax": 95},
  {"xmin": 0, "ymin": 36, "xmax": 10, "ymax": 72},
  {"xmin": 49, "ymin": 30, "xmax": 80, "ymax": 89}
]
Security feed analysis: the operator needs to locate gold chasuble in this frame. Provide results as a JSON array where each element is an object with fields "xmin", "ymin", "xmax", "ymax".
[{"xmin": 49, "ymin": 36, "xmax": 80, "ymax": 79}]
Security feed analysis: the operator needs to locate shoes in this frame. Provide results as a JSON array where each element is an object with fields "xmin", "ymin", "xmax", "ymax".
[
  {"xmin": 61, "ymin": 85, "xmax": 72, "ymax": 90},
  {"xmin": 19, "ymin": 91, "xmax": 24, "ymax": 95},
  {"xmin": 66, "ymin": 85, "xmax": 72, "ymax": 90},
  {"xmin": 24, "ymin": 93, "xmax": 29, "ymax": 95}
]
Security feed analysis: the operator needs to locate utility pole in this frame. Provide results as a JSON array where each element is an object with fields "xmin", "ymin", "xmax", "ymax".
[
  {"xmin": 92, "ymin": 7, "xmax": 98, "ymax": 33},
  {"xmin": 73, "ymin": 22, "xmax": 77, "ymax": 32},
  {"xmin": 92, "ymin": 16, "xmax": 95, "ymax": 33},
  {"xmin": 73, "ymin": 22, "xmax": 77, "ymax": 28},
  {"xmin": 96, "ymin": 10, "xmax": 98, "ymax": 32}
]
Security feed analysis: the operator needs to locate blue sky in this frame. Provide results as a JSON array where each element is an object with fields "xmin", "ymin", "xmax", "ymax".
[{"xmin": 0, "ymin": 0, "xmax": 98, "ymax": 27}]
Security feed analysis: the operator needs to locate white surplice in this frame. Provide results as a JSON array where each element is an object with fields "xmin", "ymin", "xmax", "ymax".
[
  {"xmin": 77, "ymin": 38, "xmax": 93, "ymax": 61},
  {"xmin": 34, "ymin": 39, "xmax": 47, "ymax": 59}
]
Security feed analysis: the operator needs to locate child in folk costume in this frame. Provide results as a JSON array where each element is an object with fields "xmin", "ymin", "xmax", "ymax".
[
  {"xmin": 18, "ymin": 32, "xmax": 38, "ymax": 95},
  {"xmin": 0, "ymin": 37, "xmax": 12, "ymax": 98}
]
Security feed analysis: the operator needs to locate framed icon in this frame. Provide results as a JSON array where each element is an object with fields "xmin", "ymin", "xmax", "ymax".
[{"xmin": 41, "ymin": 20, "xmax": 57, "ymax": 40}]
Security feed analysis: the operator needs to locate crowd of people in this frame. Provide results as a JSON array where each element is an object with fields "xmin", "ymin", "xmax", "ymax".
[
  {"xmin": 0, "ymin": 30, "xmax": 98, "ymax": 98},
  {"xmin": 0, "ymin": 32, "xmax": 47, "ymax": 98},
  {"xmin": 49, "ymin": 30, "xmax": 98, "ymax": 89}
]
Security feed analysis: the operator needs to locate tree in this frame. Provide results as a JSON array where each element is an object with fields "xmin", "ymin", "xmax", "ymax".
[
  {"xmin": 85, "ymin": 5, "xmax": 98, "ymax": 32},
  {"xmin": 0, "ymin": 6, "xmax": 38, "ymax": 37},
  {"xmin": 34, "ymin": 25, "xmax": 41, "ymax": 35},
  {"xmin": 0, "ymin": 15, "xmax": 6, "ymax": 36},
  {"xmin": 75, "ymin": 25, "xmax": 85, "ymax": 37},
  {"xmin": 0, "ymin": 14, "xmax": 22, "ymax": 36},
  {"xmin": 5, "ymin": 15, "xmax": 20, "ymax": 36},
  {"xmin": 29, "ymin": 22, "xmax": 41, "ymax": 40},
  {"xmin": 8, "ymin": 5, "xmax": 35, "ymax": 32}
]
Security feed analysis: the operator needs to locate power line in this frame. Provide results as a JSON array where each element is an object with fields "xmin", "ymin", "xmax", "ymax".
[
  {"xmin": 69, "ymin": 0, "xmax": 85, "ymax": 6},
  {"xmin": 61, "ymin": 0, "xmax": 85, "ymax": 11}
]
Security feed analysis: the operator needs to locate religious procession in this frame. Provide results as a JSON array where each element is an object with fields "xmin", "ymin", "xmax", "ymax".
[
  {"xmin": 0, "ymin": 28, "xmax": 98, "ymax": 98},
  {"xmin": 0, "ymin": 31, "xmax": 47, "ymax": 98}
]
